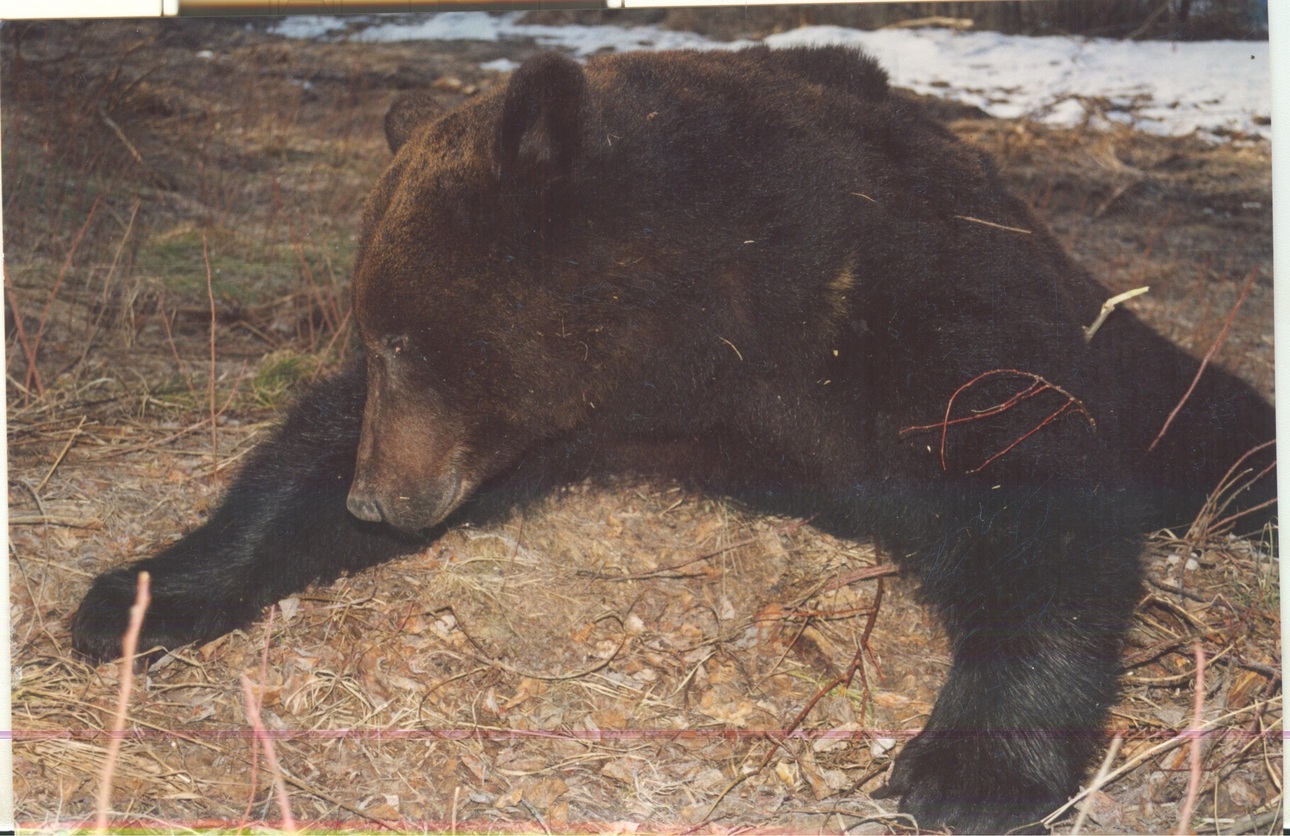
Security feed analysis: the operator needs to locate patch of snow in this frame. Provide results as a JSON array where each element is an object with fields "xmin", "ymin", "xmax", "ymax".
[
  {"xmin": 480, "ymin": 58, "xmax": 520, "ymax": 74},
  {"xmin": 273, "ymin": 12, "xmax": 1270, "ymax": 140}
]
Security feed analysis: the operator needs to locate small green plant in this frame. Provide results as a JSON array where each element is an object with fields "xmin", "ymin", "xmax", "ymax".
[{"xmin": 251, "ymin": 349, "xmax": 327, "ymax": 409}]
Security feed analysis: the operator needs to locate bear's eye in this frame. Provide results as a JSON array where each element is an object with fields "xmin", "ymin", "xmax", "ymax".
[{"xmin": 385, "ymin": 335, "xmax": 410, "ymax": 357}]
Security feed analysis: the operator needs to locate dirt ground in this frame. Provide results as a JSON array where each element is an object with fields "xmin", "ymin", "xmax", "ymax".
[{"xmin": 4, "ymin": 16, "xmax": 1280, "ymax": 835}]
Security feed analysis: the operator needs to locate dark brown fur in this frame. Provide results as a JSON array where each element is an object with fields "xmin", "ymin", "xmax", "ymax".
[{"xmin": 74, "ymin": 48, "xmax": 1275, "ymax": 833}]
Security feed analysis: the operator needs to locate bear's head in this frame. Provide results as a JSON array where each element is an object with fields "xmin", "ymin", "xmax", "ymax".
[{"xmin": 346, "ymin": 54, "xmax": 606, "ymax": 533}]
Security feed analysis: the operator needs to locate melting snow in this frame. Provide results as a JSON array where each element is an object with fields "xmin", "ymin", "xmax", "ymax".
[{"xmin": 273, "ymin": 12, "xmax": 1270, "ymax": 140}]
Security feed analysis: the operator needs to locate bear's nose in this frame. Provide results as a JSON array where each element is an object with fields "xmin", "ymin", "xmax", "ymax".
[{"xmin": 346, "ymin": 490, "xmax": 385, "ymax": 523}]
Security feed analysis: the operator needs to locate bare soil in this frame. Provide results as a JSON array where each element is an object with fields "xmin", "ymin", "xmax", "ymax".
[{"xmin": 4, "ymin": 17, "xmax": 1279, "ymax": 835}]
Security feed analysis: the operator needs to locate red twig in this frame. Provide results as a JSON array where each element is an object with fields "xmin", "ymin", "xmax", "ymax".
[
  {"xmin": 1174, "ymin": 643, "xmax": 1207, "ymax": 835},
  {"xmin": 240, "ymin": 672, "xmax": 298, "ymax": 833},
  {"xmin": 819, "ymin": 563, "xmax": 900, "ymax": 594},
  {"xmin": 772, "ymin": 577, "xmax": 885, "ymax": 750},
  {"xmin": 240, "ymin": 606, "xmax": 277, "ymax": 827},
  {"xmin": 971, "ymin": 400, "xmax": 1079, "ymax": 474},
  {"xmin": 900, "ymin": 369, "xmax": 1094, "ymax": 473},
  {"xmin": 900, "ymin": 378, "xmax": 1052, "ymax": 437},
  {"xmin": 1148, "ymin": 267, "xmax": 1259, "ymax": 454},
  {"xmin": 157, "ymin": 299, "xmax": 198, "ymax": 401},
  {"xmin": 94, "ymin": 571, "xmax": 151, "ymax": 835},
  {"xmin": 1208, "ymin": 439, "xmax": 1276, "ymax": 498},
  {"xmin": 700, "ymin": 577, "xmax": 886, "ymax": 824},
  {"xmin": 4, "ymin": 280, "xmax": 39, "ymax": 399},
  {"xmin": 1189, "ymin": 439, "xmax": 1277, "ymax": 538},
  {"xmin": 1208, "ymin": 495, "xmax": 1277, "ymax": 534},
  {"xmin": 21, "ymin": 195, "xmax": 103, "ymax": 397}
]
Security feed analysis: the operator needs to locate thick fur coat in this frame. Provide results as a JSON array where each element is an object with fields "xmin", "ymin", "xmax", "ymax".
[{"xmin": 73, "ymin": 47, "xmax": 1275, "ymax": 832}]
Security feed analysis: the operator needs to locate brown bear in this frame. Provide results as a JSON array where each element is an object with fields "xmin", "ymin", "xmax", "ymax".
[{"xmin": 72, "ymin": 47, "xmax": 1275, "ymax": 833}]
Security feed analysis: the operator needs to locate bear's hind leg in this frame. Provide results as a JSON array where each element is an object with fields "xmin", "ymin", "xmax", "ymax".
[{"xmin": 880, "ymin": 481, "xmax": 1142, "ymax": 833}]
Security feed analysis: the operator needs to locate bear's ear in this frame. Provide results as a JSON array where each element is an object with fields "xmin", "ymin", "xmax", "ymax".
[
  {"xmin": 494, "ymin": 52, "xmax": 586, "ymax": 188},
  {"xmin": 384, "ymin": 92, "xmax": 445, "ymax": 155}
]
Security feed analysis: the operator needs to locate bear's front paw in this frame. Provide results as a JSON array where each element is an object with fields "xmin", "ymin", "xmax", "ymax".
[
  {"xmin": 885, "ymin": 731, "xmax": 1064, "ymax": 835},
  {"xmin": 71, "ymin": 567, "xmax": 222, "ymax": 662}
]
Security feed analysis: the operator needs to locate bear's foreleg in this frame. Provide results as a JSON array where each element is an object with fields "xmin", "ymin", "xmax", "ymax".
[{"xmin": 71, "ymin": 361, "xmax": 419, "ymax": 661}]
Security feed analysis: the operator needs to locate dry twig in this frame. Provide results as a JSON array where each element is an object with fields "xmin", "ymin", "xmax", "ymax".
[
  {"xmin": 1148, "ymin": 267, "xmax": 1259, "ymax": 455},
  {"xmin": 1175, "ymin": 642, "xmax": 1207, "ymax": 835},
  {"xmin": 701, "ymin": 577, "xmax": 887, "ymax": 824},
  {"xmin": 93, "ymin": 571, "xmax": 150, "ymax": 835},
  {"xmin": 202, "ymin": 233, "xmax": 219, "ymax": 464},
  {"xmin": 240, "ymin": 673, "xmax": 297, "ymax": 833},
  {"xmin": 1070, "ymin": 734, "xmax": 1124, "ymax": 835},
  {"xmin": 1084, "ymin": 286, "xmax": 1150, "ymax": 342}
]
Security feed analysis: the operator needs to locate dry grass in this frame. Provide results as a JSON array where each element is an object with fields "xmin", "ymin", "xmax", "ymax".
[{"xmin": 5, "ymin": 18, "xmax": 1279, "ymax": 835}]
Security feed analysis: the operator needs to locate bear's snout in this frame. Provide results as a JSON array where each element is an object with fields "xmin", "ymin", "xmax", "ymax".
[
  {"xmin": 346, "ymin": 467, "xmax": 465, "ymax": 533},
  {"xmin": 345, "ymin": 489, "xmax": 387, "ymax": 524}
]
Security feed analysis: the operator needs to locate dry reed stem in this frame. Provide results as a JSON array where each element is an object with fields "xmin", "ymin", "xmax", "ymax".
[
  {"xmin": 3, "ymin": 280, "xmax": 38, "ymax": 387},
  {"xmin": 951, "ymin": 214, "xmax": 1032, "ymax": 234},
  {"xmin": 158, "ymin": 299, "xmax": 198, "ymax": 401},
  {"xmin": 75, "ymin": 197, "xmax": 141, "ymax": 371},
  {"xmin": 96, "ymin": 102, "xmax": 145, "ymax": 164},
  {"xmin": 93, "ymin": 570, "xmax": 150, "ymax": 835},
  {"xmin": 1175, "ymin": 642, "xmax": 1207, "ymax": 835},
  {"xmin": 35, "ymin": 415, "xmax": 87, "ymax": 494},
  {"xmin": 1070, "ymin": 733, "xmax": 1124, "ymax": 835}
]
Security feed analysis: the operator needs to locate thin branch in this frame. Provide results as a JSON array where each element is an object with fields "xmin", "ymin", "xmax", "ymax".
[
  {"xmin": 900, "ymin": 369, "xmax": 1094, "ymax": 473},
  {"xmin": 1147, "ymin": 267, "xmax": 1258, "ymax": 454},
  {"xmin": 240, "ymin": 673, "xmax": 298, "ymax": 833},
  {"xmin": 1174, "ymin": 643, "xmax": 1207, "ymax": 835},
  {"xmin": 157, "ymin": 299, "xmax": 198, "ymax": 401},
  {"xmin": 97, "ymin": 102, "xmax": 144, "ymax": 164},
  {"xmin": 1043, "ymin": 697, "xmax": 1279, "ymax": 827},
  {"xmin": 970, "ymin": 400, "xmax": 1079, "ymax": 474},
  {"xmin": 3, "ymin": 280, "xmax": 38, "ymax": 389},
  {"xmin": 94, "ymin": 571, "xmax": 151, "ymax": 835},
  {"xmin": 578, "ymin": 518, "xmax": 812, "ymax": 582},
  {"xmin": 35, "ymin": 414, "xmax": 87, "ymax": 494},
  {"xmin": 241, "ymin": 606, "xmax": 277, "ymax": 827},
  {"xmin": 1070, "ymin": 734, "xmax": 1123, "ymax": 835},
  {"xmin": 702, "ymin": 577, "xmax": 886, "ymax": 824},
  {"xmin": 27, "ymin": 195, "xmax": 103, "ymax": 397}
]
